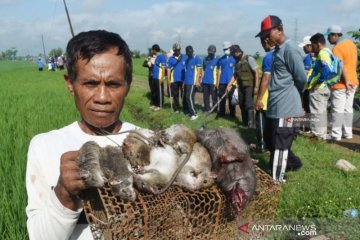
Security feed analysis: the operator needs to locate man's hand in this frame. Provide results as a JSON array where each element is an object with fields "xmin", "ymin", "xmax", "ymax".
[
  {"xmin": 345, "ymin": 82, "xmax": 355, "ymax": 93},
  {"xmin": 54, "ymin": 151, "xmax": 86, "ymax": 211},
  {"xmin": 226, "ymin": 84, "xmax": 232, "ymax": 92},
  {"xmin": 255, "ymin": 99, "xmax": 264, "ymax": 110},
  {"xmin": 253, "ymin": 86, "xmax": 259, "ymax": 96}
]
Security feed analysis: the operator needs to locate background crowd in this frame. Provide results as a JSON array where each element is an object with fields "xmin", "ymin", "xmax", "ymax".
[{"xmin": 143, "ymin": 16, "xmax": 359, "ymax": 183}]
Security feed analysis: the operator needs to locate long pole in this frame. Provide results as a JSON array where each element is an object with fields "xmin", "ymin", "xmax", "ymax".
[
  {"xmin": 63, "ymin": 0, "xmax": 74, "ymax": 37},
  {"xmin": 41, "ymin": 34, "xmax": 47, "ymax": 62}
]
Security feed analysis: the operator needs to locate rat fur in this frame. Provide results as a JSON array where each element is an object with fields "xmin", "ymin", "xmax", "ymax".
[{"xmin": 77, "ymin": 141, "xmax": 136, "ymax": 201}]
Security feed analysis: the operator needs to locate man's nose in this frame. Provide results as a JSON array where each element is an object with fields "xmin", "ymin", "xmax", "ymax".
[{"xmin": 94, "ymin": 85, "xmax": 111, "ymax": 104}]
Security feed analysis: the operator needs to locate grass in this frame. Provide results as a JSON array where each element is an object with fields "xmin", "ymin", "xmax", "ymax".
[{"xmin": 0, "ymin": 59, "xmax": 359, "ymax": 239}]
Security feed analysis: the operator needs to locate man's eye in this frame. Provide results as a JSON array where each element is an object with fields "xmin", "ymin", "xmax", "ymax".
[
  {"xmin": 84, "ymin": 81, "xmax": 98, "ymax": 86},
  {"xmin": 107, "ymin": 81, "xmax": 126, "ymax": 88}
]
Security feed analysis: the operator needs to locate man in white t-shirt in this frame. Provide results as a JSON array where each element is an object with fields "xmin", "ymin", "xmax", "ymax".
[{"xmin": 25, "ymin": 30, "xmax": 137, "ymax": 240}]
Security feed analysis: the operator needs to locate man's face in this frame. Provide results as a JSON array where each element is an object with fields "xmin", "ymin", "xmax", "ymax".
[
  {"xmin": 267, "ymin": 27, "xmax": 282, "ymax": 44},
  {"xmin": 311, "ymin": 42, "xmax": 320, "ymax": 55},
  {"xmin": 186, "ymin": 50, "xmax": 193, "ymax": 57},
  {"xmin": 174, "ymin": 49, "xmax": 181, "ymax": 56},
  {"xmin": 260, "ymin": 37, "xmax": 273, "ymax": 51},
  {"xmin": 234, "ymin": 51, "xmax": 242, "ymax": 59},
  {"xmin": 65, "ymin": 47, "xmax": 130, "ymax": 130},
  {"xmin": 327, "ymin": 33, "xmax": 339, "ymax": 45},
  {"xmin": 303, "ymin": 44, "xmax": 312, "ymax": 54}
]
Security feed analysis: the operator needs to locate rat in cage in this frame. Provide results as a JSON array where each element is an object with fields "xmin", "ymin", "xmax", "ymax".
[{"xmin": 197, "ymin": 127, "xmax": 257, "ymax": 211}]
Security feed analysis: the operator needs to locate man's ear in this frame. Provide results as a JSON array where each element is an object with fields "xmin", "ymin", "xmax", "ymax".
[{"xmin": 64, "ymin": 73, "xmax": 74, "ymax": 96}]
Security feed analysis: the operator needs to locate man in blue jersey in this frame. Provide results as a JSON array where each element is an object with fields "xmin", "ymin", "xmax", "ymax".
[
  {"xmin": 184, "ymin": 45, "xmax": 202, "ymax": 120},
  {"xmin": 308, "ymin": 33, "xmax": 340, "ymax": 140},
  {"xmin": 37, "ymin": 57, "xmax": 44, "ymax": 71},
  {"xmin": 151, "ymin": 44, "xmax": 166, "ymax": 111},
  {"xmin": 217, "ymin": 41, "xmax": 236, "ymax": 117},
  {"xmin": 201, "ymin": 44, "xmax": 218, "ymax": 113},
  {"xmin": 254, "ymin": 37, "xmax": 274, "ymax": 152},
  {"xmin": 256, "ymin": 15, "xmax": 306, "ymax": 183},
  {"xmin": 298, "ymin": 36, "xmax": 314, "ymax": 132},
  {"xmin": 167, "ymin": 43, "xmax": 186, "ymax": 113},
  {"xmin": 142, "ymin": 49, "xmax": 157, "ymax": 108}
]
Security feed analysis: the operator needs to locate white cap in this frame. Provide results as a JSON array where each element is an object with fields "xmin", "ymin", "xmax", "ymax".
[
  {"xmin": 223, "ymin": 41, "xmax": 232, "ymax": 49},
  {"xmin": 325, "ymin": 25, "xmax": 342, "ymax": 35},
  {"xmin": 298, "ymin": 36, "xmax": 312, "ymax": 48}
]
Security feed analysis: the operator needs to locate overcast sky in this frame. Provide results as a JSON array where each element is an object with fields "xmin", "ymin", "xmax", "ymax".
[{"xmin": 1, "ymin": 0, "xmax": 359, "ymax": 57}]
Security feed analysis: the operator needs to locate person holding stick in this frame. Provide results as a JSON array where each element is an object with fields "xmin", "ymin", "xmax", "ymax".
[
  {"xmin": 167, "ymin": 43, "xmax": 186, "ymax": 113},
  {"xmin": 255, "ymin": 15, "xmax": 306, "ymax": 183}
]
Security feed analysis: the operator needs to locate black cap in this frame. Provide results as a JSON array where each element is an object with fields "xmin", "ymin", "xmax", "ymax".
[
  {"xmin": 185, "ymin": 45, "xmax": 194, "ymax": 54},
  {"xmin": 152, "ymin": 44, "xmax": 160, "ymax": 52},
  {"xmin": 255, "ymin": 15, "xmax": 283, "ymax": 38},
  {"xmin": 231, "ymin": 44, "xmax": 242, "ymax": 53},
  {"xmin": 207, "ymin": 44, "xmax": 216, "ymax": 54}
]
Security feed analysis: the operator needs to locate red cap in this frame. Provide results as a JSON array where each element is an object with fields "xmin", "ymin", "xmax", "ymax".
[{"xmin": 255, "ymin": 15, "xmax": 283, "ymax": 38}]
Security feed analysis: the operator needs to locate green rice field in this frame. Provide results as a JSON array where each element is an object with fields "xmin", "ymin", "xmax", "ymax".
[{"xmin": 0, "ymin": 59, "xmax": 359, "ymax": 239}]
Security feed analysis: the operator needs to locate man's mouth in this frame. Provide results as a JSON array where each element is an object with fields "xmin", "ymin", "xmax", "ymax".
[{"xmin": 90, "ymin": 109, "xmax": 114, "ymax": 116}]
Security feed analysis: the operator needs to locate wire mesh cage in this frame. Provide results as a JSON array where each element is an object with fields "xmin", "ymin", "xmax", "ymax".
[{"xmin": 83, "ymin": 166, "xmax": 281, "ymax": 239}]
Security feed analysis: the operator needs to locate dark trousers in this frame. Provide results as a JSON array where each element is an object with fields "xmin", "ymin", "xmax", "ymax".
[
  {"xmin": 170, "ymin": 82, "xmax": 183, "ymax": 112},
  {"xmin": 264, "ymin": 117, "xmax": 302, "ymax": 182},
  {"xmin": 301, "ymin": 89, "xmax": 311, "ymax": 131},
  {"xmin": 255, "ymin": 110, "xmax": 268, "ymax": 151},
  {"xmin": 238, "ymin": 85, "xmax": 254, "ymax": 127},
  {"xmin": 184, "ymin": 84, "xmax": 197, "ymax": 116},
  {"xmin": 302, "ymin": 89, "xmax": 310, "ymax": 113},
  {"xmin": 152, "ymin": 79, "xmax": 164, "ymax": 107},
  {"xmin": 148, "ymin": 75, "xmax": 155, "ymax": 106},
  {"xmin": 202, "ymin": 83, "xmax": 218, "ymax": 112},
  {"xmin": 218, "ymin": 84, "xmax": 236, "ymax": 116}
]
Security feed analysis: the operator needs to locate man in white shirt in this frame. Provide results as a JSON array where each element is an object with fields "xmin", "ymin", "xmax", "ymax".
[{"xmin": 25, "ymin": 30, "xmax": 137, "ymax": 240}]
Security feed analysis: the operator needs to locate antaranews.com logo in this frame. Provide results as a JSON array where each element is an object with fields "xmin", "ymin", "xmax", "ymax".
[{"xmin": 238, "ymin": 222, "xmax": 317, "ymax": 237}]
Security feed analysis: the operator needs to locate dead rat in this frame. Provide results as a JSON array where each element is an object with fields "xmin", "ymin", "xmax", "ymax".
[
  {"xmin": 174, "ymin": 142, "xmax": 215, "ymax": 191},
  {"xmin": 197, "ymin": 128, "xmax": 256, "ymax": 211},
  {"xmin": 133, "ymin": 144, "xmax": 181, "ymax": 194},
  {"xmin": 127, "ymin": 125, "xmax": 205, "ymax": 194},
  {"xmin": 122, "ymin": 128, "xmax": 156, "ymax": 168},
  {"xmin": 160, "ymin": 124, "xmax": 197, "ymax": 155},
  {"xmin": 77, "ymin": 141, "xmax": 136, "ymax": 201}
]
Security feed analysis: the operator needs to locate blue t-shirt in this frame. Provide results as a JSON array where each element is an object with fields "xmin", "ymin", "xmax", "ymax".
[
  {"xmin": 217, "ymin": 55, "xmax": 236, "ymax": 84},
  {"xmin": 202, "ymin": 56, "xmax": 218, "ymax": 85},
  {"xmin": 304, "ymin": 54, "xmax": 312, "ymax": 72},
  {"xmin": 167, "ymin": 54, "xmax": 186, "ymax": 83},
  {"xmin": 37, "ymin": 60, "xmax": 44, "ymax": 68},
  {"xmin": 262, "ymin": 49, "xmax": 274, "ymax": 73},
  {"xmin": 184, "ymin": 55, "xmax": 202, "ymax": 85},
  {"xmin": 152, "ymin": 53, "xmax": 166, "ymax": 80}
]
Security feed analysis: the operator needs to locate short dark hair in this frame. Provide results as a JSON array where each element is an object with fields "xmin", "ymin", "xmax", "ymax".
[
  {"xmin": 152, "ymin": 44, "xmax": 160, "ymax": 52},
  {"xmin": 65, "ymin": 30, "xmax": 132, "ymax": 84},
  {"xmin": 310, "ymin": 33, "xmax": 326, "ymax": 45}
]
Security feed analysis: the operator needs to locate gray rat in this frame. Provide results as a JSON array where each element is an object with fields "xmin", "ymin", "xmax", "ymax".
[
  {"xmin": 197, "ymin": 128, "xmax": 256, "ymax": 211},
  {"xmin": 77, "ymin": 141, "xmax": 136, "ymax": 201}
]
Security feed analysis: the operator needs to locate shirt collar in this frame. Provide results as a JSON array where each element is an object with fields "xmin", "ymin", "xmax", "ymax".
[
  {"xmin": 276, "ymin": 38, "xmax": 291, "ymax": 50},
  {"xmin": 336, "ymin": 36, "xmax": 347, "ymax": 44}
]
